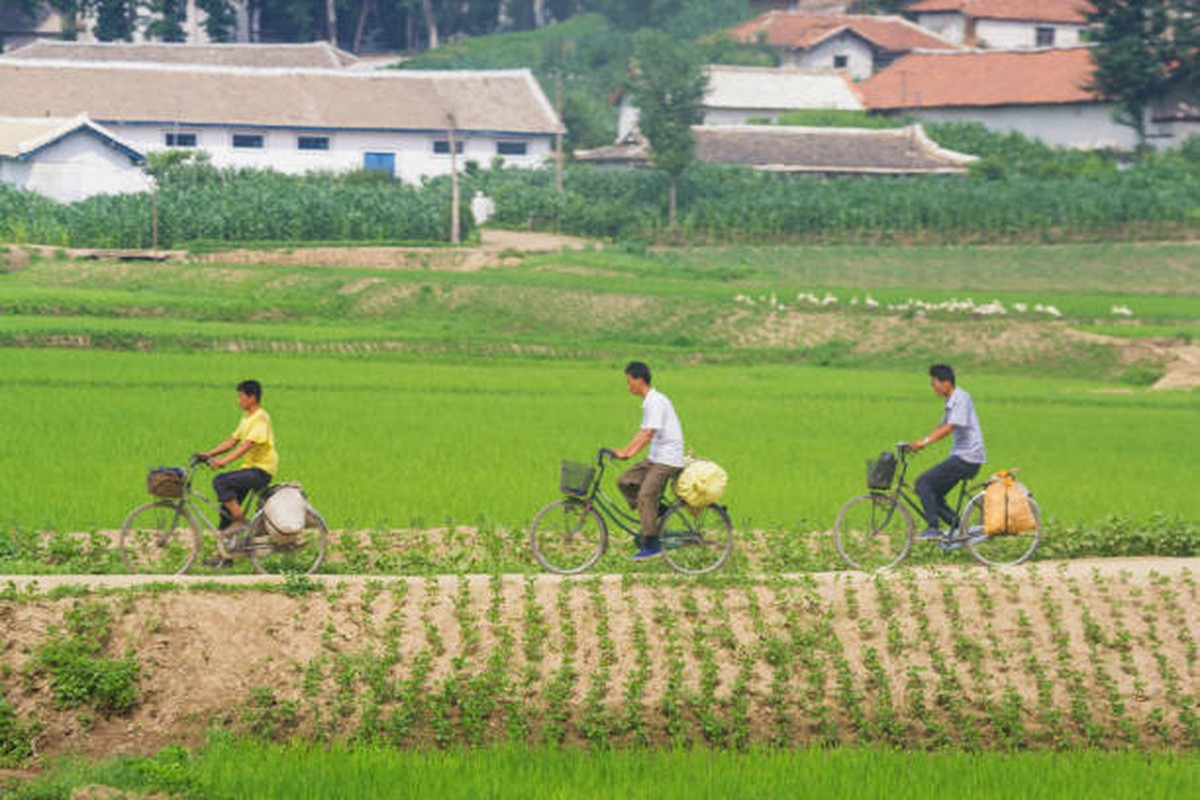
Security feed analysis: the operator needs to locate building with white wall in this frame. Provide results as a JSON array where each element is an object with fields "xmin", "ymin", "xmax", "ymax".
[
  {"xmin": 726, "ymin": 12, "xmax": 960, "ymax": 78},
  {"xmin": 909, "ymin": 0, "xmax": 1090, "ymax": 49},
  {"xmin": 860, "ymin": 47, "xmax": 1195, "ymax": 151},
  {"xmin": 0, "ymin": 115, "xmax": 151, "ymax": 202},
  {"xmin": 0, "ymin": 60, "xmax": 563, "ymax": 184}
]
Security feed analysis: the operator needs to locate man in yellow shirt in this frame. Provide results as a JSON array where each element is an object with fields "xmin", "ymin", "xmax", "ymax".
[{"xmin": 197, "ymin": 380, "xmax": 277, "ymax": 557}]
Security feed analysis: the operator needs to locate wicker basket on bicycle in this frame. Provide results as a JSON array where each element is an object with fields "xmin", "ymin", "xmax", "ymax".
[
  {"xmin": 146, "ymin": 466, "xmax": 186, "ymax": 498},
  {"xmin": 559, "ymin": 460, "xmax": 596, "ymax": 497},
  {"xmin": 866, "ymin": 451, "xmax": 897, "ymax": 491}
]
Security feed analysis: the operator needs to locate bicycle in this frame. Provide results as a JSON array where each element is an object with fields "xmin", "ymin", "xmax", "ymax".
[
  {"xmin": 833, "ymin": 443, "xmax": 1042, "ymax": 572},
  {"xmin": 529, "ymin": 449, "xmax": 734, "ymax": 575},
  {"xmin": 118, "ymin": 454, "xmax": 328, "ymax": 575}
]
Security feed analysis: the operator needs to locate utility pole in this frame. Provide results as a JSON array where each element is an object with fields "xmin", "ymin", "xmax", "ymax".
[
  {"xmin": 555, "ymin": 71, "xmax": 564, "ymax": 198},
  {"xmin": 448, "ymin": 114, "xmax": 461, "ymax": 245}
]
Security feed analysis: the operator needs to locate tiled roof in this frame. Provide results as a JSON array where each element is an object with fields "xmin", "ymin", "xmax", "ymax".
[
  {"xmin": 4, "ymin": 40, "xmax": 359, "ymax": 68},
  {"xmin": 907, "ymin": 0, "xmax": 1091, "ymax": 25},
  {"xmin": 0, "ymin": 115, "xmax": 144, "ymax": 162},
  {"xmin": 703, "ymin": 66, "xmax": 863, "ymax": 111},
  {"xmin": 575, "ymin": 124, "xmax": 976, "ymax": 175},
  {"xmin": 0, "ymin": 60, "xmax": 563, "ymax": 135},
  {"xmin": 728, "ymin": 12, "xmax": 960, "ymax": 52},
  {"xmin": 860, "ymin": 47, "xmax": 1098, "ymax": 109}
]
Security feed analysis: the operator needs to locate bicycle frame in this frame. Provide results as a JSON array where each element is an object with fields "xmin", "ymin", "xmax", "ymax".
[
  {"xmin": 873, "ymin": 444, "xmax": 976, "ymax": 533},
  {"xmin": 170, "ymin": 459, "xmax": 264, "ymax": 536},
  {"xmin": 568, "ymin": 451, "xmax": 663, "ymax": 540}
]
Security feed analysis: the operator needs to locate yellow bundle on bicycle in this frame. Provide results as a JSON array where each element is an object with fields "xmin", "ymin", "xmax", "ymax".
[
  {"xmin": 983, "ymin": 471, "xmax": 1037, "ymax": 535},
  {"xmin": 676, "ymin": 458, "xmax": 728, "ymax": 509}
]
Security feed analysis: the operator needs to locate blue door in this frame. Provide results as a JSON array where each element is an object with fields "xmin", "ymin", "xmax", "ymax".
[{"xmin": 363, "ymin": 152, "xmax": 395, "ymax": 177}]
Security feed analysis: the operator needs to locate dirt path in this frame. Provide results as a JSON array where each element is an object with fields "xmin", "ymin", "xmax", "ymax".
[
  {"xmin": 188, "ymin": 229, "xmax": 599, "ymax": 271},
  {"xmin": 1, "ymin": 556, "xmax": 1194, "ymax": 591}
]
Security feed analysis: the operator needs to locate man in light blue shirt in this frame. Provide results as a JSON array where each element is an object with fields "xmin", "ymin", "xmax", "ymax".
[{"xmin": 910, "ymin": 364, "xmax": 986, "ymax": 540}]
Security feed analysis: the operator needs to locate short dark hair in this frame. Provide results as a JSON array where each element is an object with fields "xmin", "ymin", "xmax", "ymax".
[
  {"xmin": 625, "ymin": 361, "xmax": 652, "ymax": 385},
  {"xmin": 237, "ymin": 379, "xmax": 262, "ymax": 401},
  {"xmin": 929, "ymin": 364, "xmax": 956, "ymax": 385}
]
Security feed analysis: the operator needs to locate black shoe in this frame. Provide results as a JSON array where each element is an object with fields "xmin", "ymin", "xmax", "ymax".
[{"xmin": 202, "ymin": 556, "xmax": 234, "ymax": 568}]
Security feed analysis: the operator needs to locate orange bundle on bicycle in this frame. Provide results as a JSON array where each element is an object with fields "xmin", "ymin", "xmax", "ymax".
[{"xmin": 983, "ymin": 470, "xmax": 1037, "ymax": 535}]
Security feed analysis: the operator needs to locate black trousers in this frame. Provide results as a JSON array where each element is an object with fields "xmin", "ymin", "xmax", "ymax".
[
  {"xmin": 914, "ymin": 456, "xmax": 981, "ymax": 530},
  {"xmin": 213, "ymin": 467, "xmax": 271, "ymax": 528}
]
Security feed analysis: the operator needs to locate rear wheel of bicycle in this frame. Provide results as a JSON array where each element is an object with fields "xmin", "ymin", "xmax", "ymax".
[
  {"xmin": 961, "ymin": 492, "xmax": 1042, "ymax": 567},
  {"xmin": 118, "ymin": 501, "xmax": 200, "ymax": 575},
  {"xmin": 660, "ymin": 502, "xmax": 734, "ymax": 575},
  {"xmin": 833, "ymin": 493, "xmax": 914, "ymax": 572},
  {"xmin": 529, "ymin": 499, "xmax": 607, "ymax": 575},
  {"xmin": 250, "ymin": 507, "xmax": 328, "ymax": 575}
]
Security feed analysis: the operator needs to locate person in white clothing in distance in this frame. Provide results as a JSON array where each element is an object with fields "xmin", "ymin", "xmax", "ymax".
[{"xmin": 610, "ymin": 361, "xmax": 685, "ymax": 560}]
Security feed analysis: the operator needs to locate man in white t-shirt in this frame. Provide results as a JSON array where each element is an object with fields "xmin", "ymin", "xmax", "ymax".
[{"xmin": 612, "ymin": 361, "xmax": 685, "ymax": 560}]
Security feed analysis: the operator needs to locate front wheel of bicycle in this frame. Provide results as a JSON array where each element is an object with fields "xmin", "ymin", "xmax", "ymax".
[
  {"xmin": 529, "ymin": 499, "xmax": 607, "ymax": 575},
  {"xmin": 833, "ymin": 493, "xmax": 914, "ymax": 572},
  {"xmin": 961, "ymin": 491, "xmax": 1042, "ymax": 567},
  {"xmin": 250, "ymin": 506, "xmax": 328, "ymax": 575},
  {"xmin": 660, "ymin": 502, "xmax": 733, "ymax": 575},
  {"xmin": 118, "ymin": 500, "xmax": 200, "ymax": 575}
]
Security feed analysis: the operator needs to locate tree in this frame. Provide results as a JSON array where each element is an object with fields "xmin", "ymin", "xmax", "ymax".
[
  {"xmin": 1086, "ymin": 0, "xmax": 1199, "ymax": 149},
  {"xmin": 93, "ymin": 0, "xmax": 137, "ymax": 40},
  {"xmin": 626, "ymin": 27, "xmax": 707, "ymax": 230},
  {"xmin": 145, "ymin": 0, "xmax": 188, "ymax": 41}
]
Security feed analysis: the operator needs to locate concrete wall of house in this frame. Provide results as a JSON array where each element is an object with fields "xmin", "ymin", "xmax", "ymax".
[
  {"xmin": 974, "ymin": 19, "xmax": 1086, "ymax": 49},
  {"xmin": 915, "ymin": 12, "xmax": 966, "ymax": 43},
  {"xmin": 97, "ymin": 124, "xmax": 552, "ymax": 183},
  {"xmin": 787, "ymin": 36, "xmax": 875, "ymax": 79},
  {"xmin": 907, "ymin": 103, "xmax": 1139, "ymax": 149},
  {"xmin": 0, "ymin": 132, "xmax": 151, "ymax": 203}
]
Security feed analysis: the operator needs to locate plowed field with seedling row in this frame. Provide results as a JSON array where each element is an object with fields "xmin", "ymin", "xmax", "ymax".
[{"xmin": 1, "ymin": 559, "xmax": 1197, "ymax": 763}]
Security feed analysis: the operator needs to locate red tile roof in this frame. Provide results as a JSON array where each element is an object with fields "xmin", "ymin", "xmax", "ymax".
[
  {"xmin": 860, "ymin": 47, "xmax": 1099, "ymax": 109},
  {"xmin": 907, "ymin": 0, "xmax": 1092, "ymax": 25},
  {"xmin": 728, "ymin": 12, "xmax": 960, "ymax": 52}
]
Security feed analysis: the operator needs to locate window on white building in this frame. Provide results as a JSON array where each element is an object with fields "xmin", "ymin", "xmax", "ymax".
[
  {"xmin": 232, "ymin": 134, "xmax": 265, "ymax": 149},
  {"xmin": 496, "ymin": 141, "xmax": 528, "ymax": 156},
  {"xmin": 164, "ymin": 132, "xmax": 197, "ymax": 147},
  {"xmin": 833, "ymin": 55, "xmax": 848, "ymax": 69},
  {"xmin": 1036, "ymin": 27, "xmax": 1055, "ymax": 47},
  {"xmin": 298, "ymin": 136, "xmax": 330, "ymax": 151},
  {"xmin": 433, "ymin": 140, "xmax": 464, "ymax": 154}
]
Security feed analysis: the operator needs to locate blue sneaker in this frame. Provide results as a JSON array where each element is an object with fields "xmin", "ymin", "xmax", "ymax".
[
  {"xmin": 916, "ymin": 529, "xmax": 943, "ymax": 541},
  {"xmin": 633, "ymin": 543, "xmax": 663, "ymax": 560}
]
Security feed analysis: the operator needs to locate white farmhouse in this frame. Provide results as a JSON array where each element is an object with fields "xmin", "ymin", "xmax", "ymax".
[
  {"xmin": 617, "ymin": 65, "xmax": 863, "ymax": 141},
  {"xmin": 726, "ymin": 12, "xmax": 960, "ymax": 79},
  {"xmin": 0, "ymin": 115, "xmax": 151, "ymax": 202},
  {"xmin": 861, "ymin": 47, "xmax": 1146, "ymax": 149},
  {"xmin": 0, "ymin": 60, "xmax": 563, "ymax": 184},
  {"xmin": 909, "ymin": 0, "xmax": 1090, "ymax": 49}
]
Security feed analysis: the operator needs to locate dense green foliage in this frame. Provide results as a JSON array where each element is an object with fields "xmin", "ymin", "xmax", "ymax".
[
  {"xmin": 0, "ymin": 166, "xmax": 472, "ymax": 248},
  {"xmin": 465, "ymin": 151, "xmax": 1200, "ymax": 243},
  {"xmin": 9, "ymin": 740, "xmax": 1199, "ymax": 799},
  {"xmin": 30, "ymin": 599, "xmax": 140, "ymax": 715}
]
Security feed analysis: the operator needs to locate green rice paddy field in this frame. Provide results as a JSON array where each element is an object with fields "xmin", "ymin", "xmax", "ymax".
[
  {"xmin": 1, "ymin": 241, "xmax": 1198, "ymax": 538},
  {"xmin": 10, "ymin": 742, "xmax": 1198, "ymax": 800},
  {"xmin": 0, "ymin": 349, "xmax": 1197, "ymax": 536}
]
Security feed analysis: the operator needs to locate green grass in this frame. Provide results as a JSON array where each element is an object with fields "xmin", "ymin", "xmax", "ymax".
[
  {"xmin": 1, "ymin": 349, "xmax": 1197, "ymax": 535},
  {"xmin": 1, "ymin": 242, "xmax": 1197, "ymax": 537},
  {"xmin": 10, "ymin": 741, "xmax": 1198, "ymax": 800}
]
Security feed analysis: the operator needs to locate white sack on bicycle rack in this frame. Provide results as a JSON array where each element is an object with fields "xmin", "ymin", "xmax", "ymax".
[
  {"xmin": 264, "ymin": 483, "xmax": 308, "ymax": 536},
  {"xmin": 677, "ymin": 458, "xmax": 728, "ymax": 509}
]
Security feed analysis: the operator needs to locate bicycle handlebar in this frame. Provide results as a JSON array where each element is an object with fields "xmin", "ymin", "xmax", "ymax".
[{"xmin": 597, "ymin": 448, "xmax": 617, "ymax": 464}]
